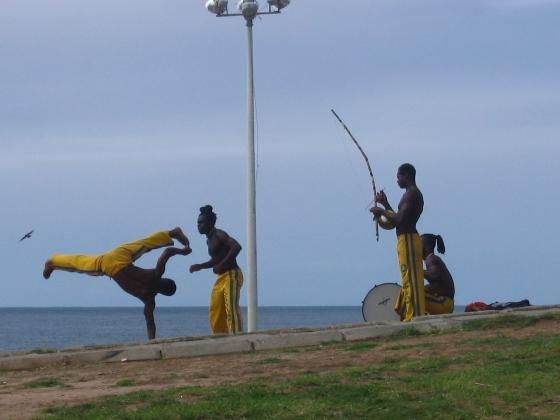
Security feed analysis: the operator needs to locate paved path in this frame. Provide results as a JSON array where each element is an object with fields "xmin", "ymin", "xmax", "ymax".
[{"xmin": 1, "ymin": 305, "xmax": 559, "ymax": 371}]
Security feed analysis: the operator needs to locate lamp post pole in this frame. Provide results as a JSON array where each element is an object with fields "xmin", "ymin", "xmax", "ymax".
[
  {"xmin": 245, "ymin": 15, "xmax": 258, "ymax": 333},
  {"xmin": 204, "ymin": 0, "xmax": 289, "ymax": 333}
]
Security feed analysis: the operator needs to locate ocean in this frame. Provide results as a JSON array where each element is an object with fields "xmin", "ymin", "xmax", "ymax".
[
  {"xmin": 0, "ymin": 306, "xmax": 363, "ymax": 353},
  {"xmin": 0, "ymin": 306, "xmax": 466, "ymax": 353}
]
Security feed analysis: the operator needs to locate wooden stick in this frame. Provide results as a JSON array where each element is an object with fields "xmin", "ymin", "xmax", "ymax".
[{"xmin": 331, "ymin": 109, "xmax": 379, "ymax": 241}]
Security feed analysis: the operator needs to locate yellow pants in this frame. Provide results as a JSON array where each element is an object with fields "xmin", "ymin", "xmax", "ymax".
[
  {"xmin": 394, "ymin": 233, "xmax": 426, "ymax": 321},
  {"xmin": 210, "ymin": 269, "xmax": 244, "ymax": 334},
  {"xmin": 425, "ymin": 291, "xmax": 454, "ymax": 315},
  {"xmin": 50, "ymin": 231, "xmax": 173, "ymax": 278}
]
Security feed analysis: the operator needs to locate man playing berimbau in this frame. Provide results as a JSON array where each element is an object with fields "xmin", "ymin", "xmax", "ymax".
[
  {"xmin": 189, "ymin": 205, "xmax": 244, "ymax": 334},
  {"xmin": 43, "ymin": 228, "xmax": 191, "ymax": 339},
  {"xmin": 370, "ymin": 163, "xmax": 426, "ymax": 321}
]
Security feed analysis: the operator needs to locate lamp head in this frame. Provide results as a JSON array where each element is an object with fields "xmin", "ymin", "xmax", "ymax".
[
  {"xmin": 205, "ymin": 0, "xmax": 229, "ymax": 16},
  {"xmin": 237, "ymin": 0, "xmax": 259, "ymax": 19},
  {"xmin": 267, "ymin": 0, "xmax": 290, "ymax": 10}
]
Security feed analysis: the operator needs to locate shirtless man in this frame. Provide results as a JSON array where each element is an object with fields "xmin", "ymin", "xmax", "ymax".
[
  {"xmin": 422, "ymin": 233, "xmax": 455, "ymax": 314},
  {"xmin": 370, "ymin": 163, "xmax": 425, "ymax": 321},
  {"xmin": 189, "ymin": 205, "xmax": 243, "ymax": 334},
  {"xmin": 43, "ymin": 228, "xmax": 191, "ymax": 339}
]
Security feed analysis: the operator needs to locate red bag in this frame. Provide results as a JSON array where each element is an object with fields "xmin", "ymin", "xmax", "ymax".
[{"xmin": 465, "ymin": 301, "xmax": 490, "ymax": 312}]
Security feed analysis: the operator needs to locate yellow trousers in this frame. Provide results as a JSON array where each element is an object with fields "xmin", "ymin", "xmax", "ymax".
[
  {"xmin": 210, "ymin": 268, "xmax": 244, "ymax": 334},
  {"xmin": 50, "ymin": 231, "xmax": 173, "ymax": 278},
  {"xmin": 425, "ymin": 291, "xmax": 454, "ymax": 315},
  {"xmin": 394, "ymin": 233, "xmax": 426, "ymax": 321}
]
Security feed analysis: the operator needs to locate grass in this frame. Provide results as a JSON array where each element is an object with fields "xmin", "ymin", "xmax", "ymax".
[
  {"xmin": 114, "ymin": 379, "xmax": 141, "ymax": 387},
  {"xmin": 23, "ymin": 377, "xmax": 66, "ymax": 389},
  {"xmin": 345, "ymin": 342, "xmax": 379, "ymax": 352},
  {"xmin": 38, "ymin": 325, "xmax": 560, "ymax": 419},
  {"xmin": 463, "ymin": 312, "xmax": 560, "ymax": 331},
  {"xmin": 256, "ymin": 357, "xmax": 286, "ymax": 365},
  {"xmin": 28, "ymin": 348, "xmax": 57, "ymax": 355}
]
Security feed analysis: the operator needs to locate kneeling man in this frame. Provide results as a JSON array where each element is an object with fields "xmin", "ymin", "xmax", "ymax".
[{"xmin": 422, "ymin": 233, "xmax": 455, "ymax": 314}]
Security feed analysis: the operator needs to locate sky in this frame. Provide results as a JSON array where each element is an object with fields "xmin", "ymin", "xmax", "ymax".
[{"xmin": 1, "ymin": 0, "xmax": 559, "ymax": 311}]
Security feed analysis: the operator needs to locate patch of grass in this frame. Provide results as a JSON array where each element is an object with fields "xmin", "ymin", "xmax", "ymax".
[
  {"xmin": 23, "ymin": 377, "xmax": 65, "ymax": 389},
  {"xmin": 40, "ymin": 326, "xmax": 560, "ymax": 419},
  {"xmin": 28, "ymin": 348, "xmax": 57, "ymax": 355},
  {"xmin": 389, "ymin": 327, "xmax": 426, "ymax": 338},
  {"xmin": 345, "ymin": 342, "xmax": 379, "ymax": 352},
  {"xmin": 280, "ymin": 347, "xmax": 301, "ymax": 353},
  {"xmin": 385, "ymin": 342, "xmax": 436, "ymax": 351},
  {"xmin": 463, "ymin": 313, "xmax": 560, "ymax": 331},
  {"xmin": 114, "ymin": 379, "xmax": 140, "ymax": 387},
  {"xmin": 256, "ymin": 357, "xmax": 286, "ymax": 365}
]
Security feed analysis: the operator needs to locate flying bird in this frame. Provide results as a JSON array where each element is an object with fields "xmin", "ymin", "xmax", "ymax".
[{"xmin": 19, "ymin": 229, "xmax": 34, "ymax": 242}]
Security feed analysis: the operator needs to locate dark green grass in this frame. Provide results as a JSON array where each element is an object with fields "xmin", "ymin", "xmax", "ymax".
[
  {"xmin": 463, "ymin": 312, "xmax": 560, "ymax": 331},
  {"xmin": 114, "ymin": 379, "xmax": 141, "ymax": 388},
  {"xmin": 39, "ymin": 331, "xmax": 560, "ymax": 419},
  {"xmin": 23, "ymin": 377, "xmax": 66, "ymax": 389}
]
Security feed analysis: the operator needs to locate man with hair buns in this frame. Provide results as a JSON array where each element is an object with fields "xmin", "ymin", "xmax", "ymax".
[
  {"xmin": 370, "ymin": 163, "xmax": 425, "ymax": 321},
  {"xmin": 422, "ymin": 233, "xmax": 455, "ymax": 314},
  {"xmin": 190, "ymin": 205, "xmax": 244, "ymax": 334},
  {"xmin": 43, "ymin": 228, "xmax": 191, "ymax": 340}
]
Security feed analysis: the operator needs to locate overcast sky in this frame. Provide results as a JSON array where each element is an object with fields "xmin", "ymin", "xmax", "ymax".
[{"xmin": 1, "ymin": 0, "xmax": 559, "ymax": 311}]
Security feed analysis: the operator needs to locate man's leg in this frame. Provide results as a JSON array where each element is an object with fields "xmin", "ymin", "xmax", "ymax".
[
  {"xmin": 209, "ymin": 274, "xmax": 229, "ymax": 334},
  {"xmin": 425, "ymin": 291, "xmax": 454, "ymax": 315},
  {"xmin": 44, "ymin": 254, "xmax": 104, "ymax": 279},
  {"xmin": 396, "ymin": 233, "xmax": 426, "ymax": 321},
  {"xmin": 222, "ymin": 269, "xmax": 244, "ymax": 334},
  {"xmin": 101, "ymin": 231, "xmax": 174, "ymax": 277}
]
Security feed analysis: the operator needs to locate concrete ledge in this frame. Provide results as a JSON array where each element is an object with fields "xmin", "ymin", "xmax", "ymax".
[
  {"xmin": 1, "ymin": 305, "xmax": 559, "ymax": 372},
  {"xmin": 64, "ymin": 345, "xmax": 163, "ymax": 364},
  {"xmin": 341, "ymin": 324, "xmax": 405, "ymax": 341},
  {"xmin": 162, "ymin": 337, "xmax": 253, "ymax": 359},
  {"xmin": 0, "ymin": 353, "xmax": 66, "ymax": 371},
  {"xmin": 252, "ymin": 330, "xmax": 344, "ymax": 351}
]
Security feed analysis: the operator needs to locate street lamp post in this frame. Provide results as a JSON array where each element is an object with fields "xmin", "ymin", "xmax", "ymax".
[{"xmin": 204, "ymin": 0, "xmax": 290, "ymax": 333}]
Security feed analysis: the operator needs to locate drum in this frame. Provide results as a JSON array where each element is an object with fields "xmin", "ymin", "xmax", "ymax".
[{"xmin": 362, "ymin": 282, "xmax": 402, "ymax": 322}]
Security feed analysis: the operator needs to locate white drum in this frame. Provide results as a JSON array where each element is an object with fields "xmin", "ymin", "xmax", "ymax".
[{"xmin": 362, "ymin": 282, "xmax": 402, "ymax": 322}]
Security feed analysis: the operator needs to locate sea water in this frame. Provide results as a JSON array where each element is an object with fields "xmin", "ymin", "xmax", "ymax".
[{"xmin": 0, "ymin": 305, "xmax": 465, "ymax": 353}]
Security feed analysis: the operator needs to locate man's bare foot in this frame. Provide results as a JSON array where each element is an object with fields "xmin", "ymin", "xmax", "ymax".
[
  {"xmin": 170, "ymin": 227, "xmax": 190, "ymax": 248},
  {"xmin": 43, "ymin": 260, "xmax": 54, "ymax": 279}
]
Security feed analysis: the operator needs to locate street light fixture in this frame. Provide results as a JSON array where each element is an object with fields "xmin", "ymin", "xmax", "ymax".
[{"xmin": 204, "ymin": 0, "xmax": 290, "ymax": 333}]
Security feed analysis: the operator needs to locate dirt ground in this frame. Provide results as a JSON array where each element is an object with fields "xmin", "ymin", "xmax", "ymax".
[{"xmin": 1, "ymin": 319, "xmax": 558, "ymax": 419}]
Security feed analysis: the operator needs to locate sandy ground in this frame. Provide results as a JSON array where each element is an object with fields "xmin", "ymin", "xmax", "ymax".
[{"xmin": 1, "ymin": 319, "xmax": 558, "ymax": 419}]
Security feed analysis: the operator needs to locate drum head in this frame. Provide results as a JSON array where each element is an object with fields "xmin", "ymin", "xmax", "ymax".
[{"xmin": 362, "ymin": 282, "xmax": 401, "ymax": 322}]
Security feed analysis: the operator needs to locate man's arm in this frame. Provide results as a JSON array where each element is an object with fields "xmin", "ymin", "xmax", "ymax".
[
  {"xmin": 189, "ymin": 231, "xmax": 241, "ymax": 274},
  {"xmin": 371, "ymin": 190, "xmax": 395, "ymax": 220},
  {"xmin": 189, "ymin": 256, "xmax": 219, "ymax": 273},
  {"xmin": 144, "ymin": 299, "xmax": 156, "ymax": 340},
  {"xmin": 371, "ymin": 190, "xmax": 414, "ymax": 224},
  {"xmin": 213, "ymin": 234, "xmax": 242, "ymax": 274},
  {"xmin": 154, "ymin": 246, "xmax": 191, "ymax": 278}
]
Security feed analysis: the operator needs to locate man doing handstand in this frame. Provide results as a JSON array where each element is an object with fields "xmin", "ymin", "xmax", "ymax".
[{"xmin": 43, "ymin": 228, "xmax": 191, "ymax": 339}]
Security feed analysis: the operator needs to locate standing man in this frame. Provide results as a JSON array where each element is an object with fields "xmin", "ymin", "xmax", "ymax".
[
  {"xmin": 370, "ymin": 163, "xmax": 425, "ymax": 321},
  {"xmin": 422, "ymin": 233, "xmax": 455, "ymax": 314},
  {"xmin": 189, "ymin": 205, "xmax": 244, "ymax": 334},
  {"xmin": 43, "ymin": 228, "xmax": 191, "ymax": 339}
]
